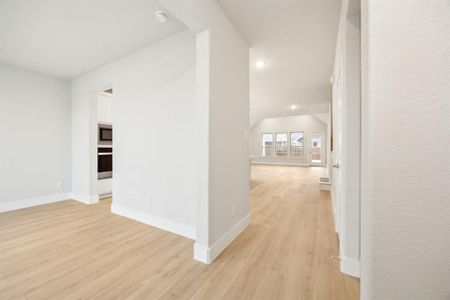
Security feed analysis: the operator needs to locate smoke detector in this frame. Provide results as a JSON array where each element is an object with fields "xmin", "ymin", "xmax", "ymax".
[{"xmin": 155, "ymin": 11, "xmax": 168, "ymax": 23}]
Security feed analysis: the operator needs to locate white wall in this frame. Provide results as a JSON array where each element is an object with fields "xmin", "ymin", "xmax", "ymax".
[
  {"xmin": 207, "ymin": 21, "xmax": 250, "ymax": 258},
  {"xmin": 0, "ymin": 63, "xmax": 71, "ymax": 211},
  {"xmin": 331, "ymin": 0, "xmax": 361, "ymax": 278},
  {"xmin": 250, "ymin": 114, "xmax": 327, "ymax": 165},
  {"xmin": 160, "ymin": 0, "xmax": 250, "ymax": 263},
  {"xmin": 361, "ymin": 1, "xmax": 450, "ymax": 299},
  {"xmin": 97, "ymin": 93, "xmax": 112, "ymax": 125},
  {"xmin": 71, "ymin": 30, "xmax": 197, "ymax": 238}
]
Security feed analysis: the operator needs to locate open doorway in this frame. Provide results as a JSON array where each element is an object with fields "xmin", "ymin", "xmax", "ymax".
[
  {"xmin": 97, "ymin": 88, "xmax": 113, "ymax": 199},
  {"xmin": 309, "ymin": 133, "xmax": 325, "ymax": 165}
]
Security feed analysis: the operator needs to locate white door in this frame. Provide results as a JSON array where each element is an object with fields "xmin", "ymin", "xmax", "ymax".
[
  {"xmin": 309, "ymin": 134, "xmax": 324, "ymax": 166},
  {"xmin": 332, "ymin": 69, "xmax": 344, "ymax": 235}
]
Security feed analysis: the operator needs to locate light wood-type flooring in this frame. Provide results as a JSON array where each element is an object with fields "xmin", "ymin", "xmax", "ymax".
[{"xmin": 0, "ymin": 165, "xmax": 359, "ymax": 299}]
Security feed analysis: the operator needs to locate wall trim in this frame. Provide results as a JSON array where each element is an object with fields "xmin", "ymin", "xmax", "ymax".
[
  {"xmin": 251, "ymin": 161, "xmax": 310, "ymax": 167},
  {"xmin": 340, "ymin": 255, "xmax": 360, "ymax": 278},
  {"xmin": 0, "ymin": 193, "xmax": 71, "ymax": 213},
  {"xmin": 194, "ymin": 212, "xmax": 251, "ymax": 264},
  {"xmin": 310, "ymin": 163, "xmax": 327, "ymax": 167},
  {"xmin": 193, "ymin": 243, "xmax": 210, "ymax": 263},
  {"xmin": 71, "ymin": 193, "xmax": 99, "ymax": 205},
  {"xmin": 111, "ymin": 203, "xmax": 196, "ymax": 240}
]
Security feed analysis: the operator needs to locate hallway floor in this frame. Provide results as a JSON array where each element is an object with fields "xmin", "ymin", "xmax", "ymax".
[{"xmin": 0, "ymin": 165, "xmax": 359, "ymax": 299}]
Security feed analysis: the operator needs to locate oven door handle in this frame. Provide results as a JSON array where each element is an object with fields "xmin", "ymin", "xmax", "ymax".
[{"xmin": 98, "ymin": 153, "xmax": 113, "ymax": 156}]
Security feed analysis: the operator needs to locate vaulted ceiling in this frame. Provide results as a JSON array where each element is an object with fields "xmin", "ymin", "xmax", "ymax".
[
  {"xmin": 217, "ymin": 0, "xmax": 341, "ymax": 126},
  {"xmin": 0, "ymin": 0, "xmax": 186, "ymax": 79}
]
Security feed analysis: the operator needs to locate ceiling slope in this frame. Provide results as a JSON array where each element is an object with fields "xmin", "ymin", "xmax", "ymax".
[
  {"xmin": 0, "ymin": 0, "xmax": 186, "ymax": 79},
  {"xmin": 217, "ymin": 0, "xmax": 341, "ymax": 125}
]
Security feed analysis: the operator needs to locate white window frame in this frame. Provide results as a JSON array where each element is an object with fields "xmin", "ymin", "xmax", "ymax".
[
  {"xmin": 289, "ymin": 131, "xmax": 305, "ymax": 158},
  {"xmin": 261, "ymin": 133, "xmax": 274, "ymax": 157},
  {"xmin": 275, "ymin": 132, "xmax": 289, "ymax": 157}
]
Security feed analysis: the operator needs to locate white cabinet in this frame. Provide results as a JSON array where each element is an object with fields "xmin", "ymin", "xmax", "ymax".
[{"xmin": 97, "ymin": 94, "xmax": 113, "ymax": 124}]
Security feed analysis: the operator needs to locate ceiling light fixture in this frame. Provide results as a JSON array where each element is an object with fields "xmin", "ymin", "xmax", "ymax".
[
  {"xmin": 256, "ymin": 60, "xmax": 265, "ymax": 69},
  {"xmin": 291, "ymin": 104, "xmax": 298, "ymax": 110},
  {"xmin": 155, "ymin": 10, "xmax": 168, "ymax": 22}
]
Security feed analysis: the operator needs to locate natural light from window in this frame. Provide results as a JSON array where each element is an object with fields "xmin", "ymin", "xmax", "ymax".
[
  {"xmin": 290, "ymin": 132, "xmax": 304, "ymax": 157},
  {"xmin": 261, "ymin": 133, "xmax": 273, "ymax": 157},
  {"xmin": 275, "ymin": 133, "xmax": 288, "ymax": 156}
]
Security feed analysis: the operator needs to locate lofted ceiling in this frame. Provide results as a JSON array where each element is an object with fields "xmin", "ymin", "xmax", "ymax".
[
  {"xmin": 217, "ymin": 0, "xmax": 341, "ymax": 126},
  {"xmin": 0, "ymin": 0, "xmax": 186, "ymax": 79}
]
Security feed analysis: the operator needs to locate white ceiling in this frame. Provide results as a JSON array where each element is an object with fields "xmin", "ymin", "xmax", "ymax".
[
  {"xmin": 217, "ymin": 0, "xmax": 341, "ymax": 126},
  {"xmin": 0, "ymin": 0, "xmax": 186, "ymax": 79}
]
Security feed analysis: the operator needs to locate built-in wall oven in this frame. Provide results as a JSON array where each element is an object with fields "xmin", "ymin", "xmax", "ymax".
[
  {"xmin": 98, "ymin": 147, "xmax": 112, "ymax": 179},
  {"xmin": 98, "ymin": 124, "xmax": 112, "ymax": 145}
]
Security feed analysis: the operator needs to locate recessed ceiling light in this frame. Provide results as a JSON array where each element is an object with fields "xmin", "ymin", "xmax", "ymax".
[
  {"xmin": 291, "ymin": 105, "xmax": 298, "ymax": 110},
  {"xmin": 155, "ymin": 11, "xmax": 168, "ymax": 22},
  {"xmin": 309, "ymin": 107, "xmax": 313, "ymax": 111},
  {"xmin": 256, "ymin": 60, "xmax": 265, "ymax": 69}
]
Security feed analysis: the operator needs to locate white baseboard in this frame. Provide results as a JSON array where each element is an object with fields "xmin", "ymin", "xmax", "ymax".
[
  {"xmin": 251, "ymin": 161, "xmax": 310, "ymax": 167},
  {"xmin": 340, "ymin": 255, "xmax": 360, "ymax": 278},
  {"xmin": 111, "ymin": 203, "xmax": 195, "ymax": 240},
  {"xmin": 0, "ymin": 192, "xmax": 71, "ymax": 213},
  {"xmin": 194, "ymin": 213, "xmax": 251, "ymax": 264},
  {"xmin": 71, "ymin": 193, "xmax": 99, "ymax": 205},
  {"xmin": 193, "ymin": 243, "xmax": 210, "ymax": 263},
  {"xmin": 311, "ymin": 164, "xmax": 327, "ymax": 167},
  {"xmin": 99, "ymin": 193, "xmax": 112, "ymax": 199}
]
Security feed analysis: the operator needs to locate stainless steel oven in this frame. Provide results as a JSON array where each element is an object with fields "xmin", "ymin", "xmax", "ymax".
[
  {"xmin": 98, "ymin": 147, "xmax": 112, "ymax": 179},
  {"xmin": 98, "ymin": 124, "xmax": 112, "ymax": 145}
]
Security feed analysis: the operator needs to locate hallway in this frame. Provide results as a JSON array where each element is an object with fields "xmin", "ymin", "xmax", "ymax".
[
  {"xmin": 247, "ymin": 165, "xmax": 359, "ymax": 299},
  {"xmin": 0, "ymin": 165, "xmax": 359, "ymax": 299}
]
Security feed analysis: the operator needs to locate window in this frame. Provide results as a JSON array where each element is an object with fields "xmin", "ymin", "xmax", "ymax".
[
  {"xmin": 275, "ymin": 133, "xmax": 288, "ymax": 156},
  {"xmin": 261, "ymin": 133, "xmax": 273, "ymax": 156},
  {"xmin": 290, "ymin": 132, "xmax": 304, "ymax": 157}
]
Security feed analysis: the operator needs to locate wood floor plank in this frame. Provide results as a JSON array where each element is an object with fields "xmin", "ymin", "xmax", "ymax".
[{"xmin": 0, "ymin": 165, "xmax": 359, "ymax": 299}]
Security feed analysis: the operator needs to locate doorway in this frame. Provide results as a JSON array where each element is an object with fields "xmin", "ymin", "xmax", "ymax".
[
  {"xmin": 96, "ymin": 88, "xmax": 113, "ymax": 199},
  {"xmin": 309, "ymin": 134, "xmax": 324, "ymax": 165}
]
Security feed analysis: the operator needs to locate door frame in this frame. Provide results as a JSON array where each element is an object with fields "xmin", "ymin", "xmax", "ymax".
[{"xmin": 308, "ymin": 133, "xmax": 325, "ymax": 166}]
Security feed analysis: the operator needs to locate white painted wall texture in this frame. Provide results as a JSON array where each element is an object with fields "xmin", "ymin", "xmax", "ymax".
[
  {"xmin": 207, "ymin": 22, "xmax": 250, "ymax": 254},
  {"xmin": 361, "ymin": 1, "xmax": 450, "ymax": 299},
  {"xmin": 250, "ymin": 115, "xmax": 327, "ymax": 165},
  {"xmin": 71, "ymin": 30, "xmax": 197, "ymax": 237},
  {"xmin": 0, "ymin": 63, "xmax": 71, "ymax": 210},
  {"xmin": 160, "ymin": 0, "xmax": 250, "ymax": 263},
  {"xmin": 97, "ymin": 94, "xmax": 112, "ymax": 125}
]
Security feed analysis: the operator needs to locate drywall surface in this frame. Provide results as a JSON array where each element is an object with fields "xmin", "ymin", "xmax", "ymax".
[
  {"xmin": 97, "ymin": 93, "xmax": 112, "ymax": 124},
  {"xmin": 0, "ymin": 63, "xmax": 71, "ymax": 207},
  {"xmin": 207, "ymin": 20, "xmax": 250, "ymax": 250},
  {"xmin": 160, "ymin": 0, "xmax": 250, "ymax": 262},
  {"xmin": 361, "ymin": 1, "xmax": 450, "ymax": 299},
  {"xmin": 71, "ymin": 30, "xmax": 197, "ymax": 235},
  {"xmin": 250, "ymin": 115, "xmax": 327, "ymax": 165}
]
